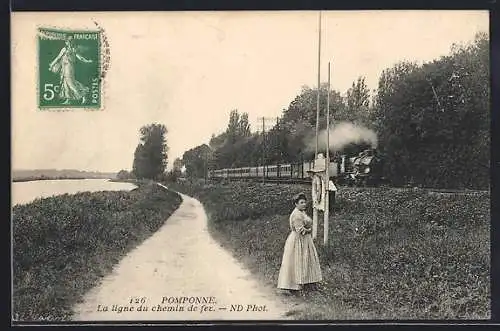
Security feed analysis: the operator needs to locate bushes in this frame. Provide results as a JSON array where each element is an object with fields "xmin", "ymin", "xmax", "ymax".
[
  {"xmin": 374, "ymin": 33, "xmax": 489, "ymax": 189},
  {"xmin": 12, "ymin": 183, "xmax": 182, "ymax": 321}
]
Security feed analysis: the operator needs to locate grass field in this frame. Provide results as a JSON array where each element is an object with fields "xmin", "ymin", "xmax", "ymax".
[
  {"xmin": 165, "ymin": 179, "xmax": 490, "ymax": 320},
  {"xmin": 12, "ymin": 182, "xmax": 182, "ymax": 321}
]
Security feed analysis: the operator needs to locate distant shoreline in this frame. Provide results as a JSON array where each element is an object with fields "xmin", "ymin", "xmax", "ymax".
[{"xmin": 12, "ymin": 177, "xmax": 115, "ymax": 183}]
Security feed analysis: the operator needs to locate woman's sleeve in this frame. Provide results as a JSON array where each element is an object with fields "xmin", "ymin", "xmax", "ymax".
[
  {"xmin": 291, "ymin": 213, "xmax": 308, "ymax": 235},
  {"xmin": 304, "ymin": 213, "xmax": 313, "ymax": 224}
]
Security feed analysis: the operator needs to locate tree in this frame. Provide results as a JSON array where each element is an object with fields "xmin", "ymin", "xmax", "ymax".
[
  {"xmin": 209, "ymin": 132, "xmax": 227, "ymax": 151},
  {"xmin": 206, "ymin": 84, "xmax": 355, "ymax": 169},
  {"xmin": 210, "ymin": 109, "xmax": 255, "ymax": 168},
  {"xmin": 200, "ymin": 31, "xmax": 488, "ymax": 189},
  {"xmin": 372, "ymin": 61, "xmax": 419, "ymax": 132},
  {"xmin": 117, "ymin": 170, "xmax": 131, "ymax": 180},
  {"xmin": 372, "ymin": 32, "xmax": 489, "ymax": 189},
  {"xmin": 226, "ymin": 109, "xmax": 240, "ymax": 144},
  {"xmin": 162, "ymin": 157, "xmax": 183, "ymax": 183},
  {"xmin": 132, "ymin": 123, "xmax": 169, "ymax": 180},
  {"xmin": 132, "ymin": 144, "xmax": 146, "ymax": 179},
  {"xmin": 239, "ymin": 112, "xmax": 251, "ymax": 137},
  {"xmin": 173, "ymin": 158, "xmax": 183, "ymax": 172},
  {"xmin": 182, "ymin": 144, "xmax": 213, "ymax": 178},
  {"xmin": 346, "ymin": 76, "xmax": 371, "ymax": 125}
]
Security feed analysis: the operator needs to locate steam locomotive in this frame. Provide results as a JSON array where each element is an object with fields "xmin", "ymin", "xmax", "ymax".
[{"xmin": 208, "ymin": 149, "xmax": 382, "ymax": 186}]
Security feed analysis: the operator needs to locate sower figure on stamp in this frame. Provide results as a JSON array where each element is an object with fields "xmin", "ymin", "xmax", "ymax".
[
  {"xmin": 49, "ymin": 36, "xmax": 92, "ymax": 105},
  {"xmin": 277, "ymin": 192, "xmax": 322, "ymax": 295}
]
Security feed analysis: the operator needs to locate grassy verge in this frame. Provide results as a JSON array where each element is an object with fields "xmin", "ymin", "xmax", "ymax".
[
  {"xmin": 12, "ymin": 182, "xmax": 182, "ymax": 321},
  {"xmin": 165, "ymin": 179, "xmax": 490, "ymax": 320}
]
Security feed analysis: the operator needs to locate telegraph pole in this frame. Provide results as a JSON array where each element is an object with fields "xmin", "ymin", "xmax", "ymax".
[
  {"xmin": 257, "ymin": 117, "xmax": 275, "ymax": 183},
  {"xmin": 262, "ymin": 116, "xmax": 265, "ymax": 183},
  {"xmin": 315, "ymin": 11, "xmax": 322, "ymax": 159},
  {"xmin": 313, "ymin": 11, "xmax": 322, "ymax": 240},
  {"xmin": 276, "ymin": 116, "xmax": 279, "ymax": 162},
  {"xmin": 324, "ymin": 61, "xmax": 331, "ymax": 245}
]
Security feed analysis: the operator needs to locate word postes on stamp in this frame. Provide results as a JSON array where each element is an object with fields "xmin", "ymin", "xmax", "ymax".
[{"xmin": 38, "ymin": 28, "xmax": 101, "ymax": 109}]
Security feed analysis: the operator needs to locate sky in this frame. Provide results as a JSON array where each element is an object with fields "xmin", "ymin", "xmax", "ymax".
[{"xmin": 11, "ymin": 10, "xmax": 489, "ymax": 172}]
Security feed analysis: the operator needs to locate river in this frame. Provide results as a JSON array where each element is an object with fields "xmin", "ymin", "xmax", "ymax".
[{"xmin": 11, "ymin": 179, "xmax": 138, "ymax": 207}]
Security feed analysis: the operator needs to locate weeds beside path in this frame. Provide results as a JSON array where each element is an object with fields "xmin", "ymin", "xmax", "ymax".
[
  {"xmin": 12, "ymin": 182, "xmax": 182, "ymax": 321},
  {"xmin": 166, "ymin": 180, "xmax": 490, "ymax": 320}
]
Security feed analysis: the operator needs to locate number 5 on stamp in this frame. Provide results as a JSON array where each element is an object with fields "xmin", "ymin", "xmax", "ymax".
[{"xmin": 38, "ymin": 28, "xmax": 101, "ymax": 109}]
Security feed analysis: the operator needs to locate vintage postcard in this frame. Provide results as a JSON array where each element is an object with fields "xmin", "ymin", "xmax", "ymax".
[{"xmin": 11, "ymin": 10, "xmax": 491, "ymax": 324}]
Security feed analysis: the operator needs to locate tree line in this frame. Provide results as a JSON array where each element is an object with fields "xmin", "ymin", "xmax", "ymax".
[
  {"xmin": 180, "ymin": 32, "xmax": 489, "ymax": 189},
  {"xmin": 374, "ymin": 32, "xmax": 489, "ymax": 189}
]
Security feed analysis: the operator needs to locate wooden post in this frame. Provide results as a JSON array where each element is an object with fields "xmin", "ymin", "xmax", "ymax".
[
  {"xmin": 262, "ymin": 117, "xmax": 265, "ymax": 183},
  {"xmin": 276, "ymin": 116, "xmax": 280, "ymax": 164},
  {"xmin": 324, "ymin": 61, "xmax": 331, "ymax": 245},
  {"xmin": 312, "ymin": 173, "xmax": 318, "ymax": 240},
  {"xmin": 315, "ymin": 11, "xmax": 322, "ymax": 158},
  {"xmin": 313, "ymin": 11, "xmax": 322, "ymax": 241}
]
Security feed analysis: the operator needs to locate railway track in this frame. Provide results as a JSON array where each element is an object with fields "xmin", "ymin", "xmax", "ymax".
[
  {"xmin": 209, "ymin": 177, "xmax": 489, "ymax": 195},
  {"xmin": 424, "ymin": 188, "xmax": 489, "ymax": 195}
]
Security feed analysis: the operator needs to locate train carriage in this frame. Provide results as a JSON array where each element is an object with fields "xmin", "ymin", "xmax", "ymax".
[
  {"xmin": 207, "ymin": 149, "xmax": 381, "ymax": 186},
  {"xmin": 291, "ymin": 163, "xmax": 302, "ymax": 179},
  {"xmin": 266, "ymin": 165, "xmax": 278, "ymax": 178},
  {"xmin": 248, "ymin": 166, "xmax": 258, "ymax": 178},
  {"xmin": 279, "ymin": 164, "xmax": 293, "ymax": 179}
]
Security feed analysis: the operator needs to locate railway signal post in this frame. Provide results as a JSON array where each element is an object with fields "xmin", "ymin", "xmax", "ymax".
[
  {"xmin": 313, "ymin": 11, "xmax": 322, "ymax": 240},
  {"xmin": 311, "ymin": 153, "xmax": 327, "ymax": 241},
  {"xmin": 312, "ymin": 175, "xmax": 318, "ymax": 240},
  {"xmin": 324, "ymin": 61, "xmax": 331, "ymax": 245},
  {"xmin": 257, "ymin": 116, "xmax": 277, "ymax": 184}
]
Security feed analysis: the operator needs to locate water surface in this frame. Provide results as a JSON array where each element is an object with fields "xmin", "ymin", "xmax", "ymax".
[{"xmin": 12, "ymin": 179, "xmax": 137, "ymax": 206}]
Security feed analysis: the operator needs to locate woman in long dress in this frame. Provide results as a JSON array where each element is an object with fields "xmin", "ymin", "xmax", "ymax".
[
  {"xmin": 277, "ymin": 192, "xmax": 322, "ymax": 292},
  {"xmin": 49, "ymin": 37, "xmax": 93, "ymax": 105}
]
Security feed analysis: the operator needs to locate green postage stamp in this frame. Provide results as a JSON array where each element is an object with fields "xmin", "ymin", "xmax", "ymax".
[{"xmin": 38, "ymin": 28, "xmax": 102, "ymax": 109}]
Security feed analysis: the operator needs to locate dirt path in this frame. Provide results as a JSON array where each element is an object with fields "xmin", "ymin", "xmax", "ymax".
[{"xmin": 72, "ymin": 188, "xmax": 296, "ymax": 321}]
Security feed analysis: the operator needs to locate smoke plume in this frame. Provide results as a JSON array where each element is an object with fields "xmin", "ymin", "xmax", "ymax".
[{"xmin": 304, "ymin": 121, "xmax": 378, "ymax": 153}]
